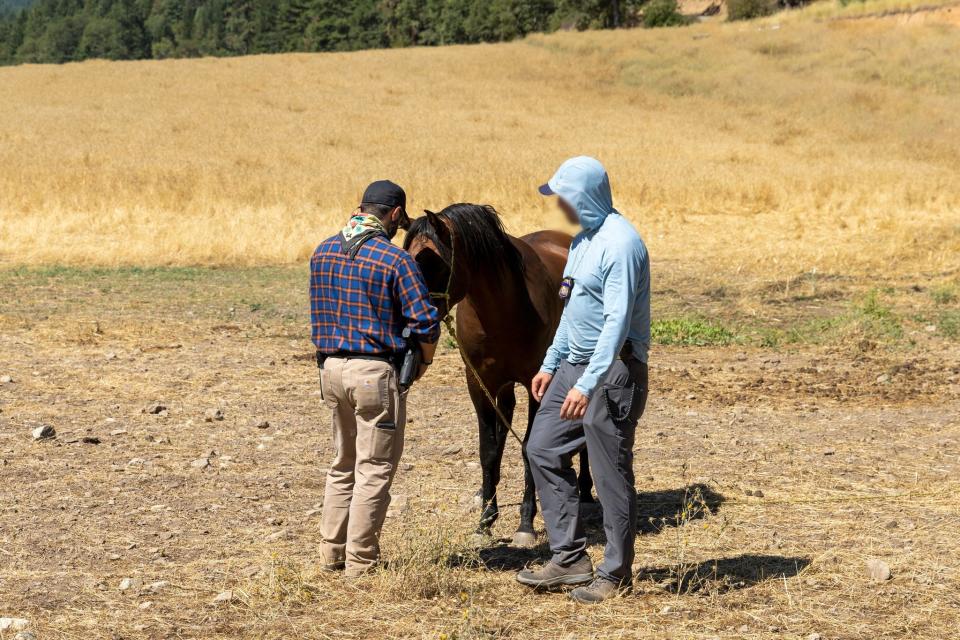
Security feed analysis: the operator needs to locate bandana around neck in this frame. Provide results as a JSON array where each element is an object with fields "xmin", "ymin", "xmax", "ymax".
[{"xmin": 342, "ymin": 213, "xmax": 386, "ymax": 241}]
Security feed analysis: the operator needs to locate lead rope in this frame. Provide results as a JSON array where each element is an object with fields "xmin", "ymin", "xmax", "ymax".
[{"xmin": 428, "ymin": 226, "xmax": 525, "ymax": 447}]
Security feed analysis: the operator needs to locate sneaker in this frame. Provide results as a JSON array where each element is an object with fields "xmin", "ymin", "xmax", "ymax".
[
  {"xmin": 516, "ymin": 556, "xmax": 594, "ymax": 589},
  {"xmin": 569, "ymin": 577, "xmax": 631, "ymax": 604}
]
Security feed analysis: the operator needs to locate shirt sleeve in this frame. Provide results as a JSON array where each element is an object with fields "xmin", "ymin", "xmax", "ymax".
[
  {"xmin": 573, "ymin": 241, "xmax": 643, "ymax": 397},
  {"xmin": 541, "ymin": 311, "xmax": 570, "ymax": 374},
  {"xmin": 394, "ymin": 253, "xmax": 441, "ymax": 343}
]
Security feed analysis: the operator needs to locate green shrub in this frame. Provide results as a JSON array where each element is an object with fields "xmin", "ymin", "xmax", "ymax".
[
  {"xmin": 727, "ymin": 0, "xmax": 778, "ymax": 21},
  {"xmin": 652, "ymin": 317, "xmax": 738, "ymax": 346},
  {"xmin": 643, "ymin": 0, "xmax": 687, "ymax": 28}
]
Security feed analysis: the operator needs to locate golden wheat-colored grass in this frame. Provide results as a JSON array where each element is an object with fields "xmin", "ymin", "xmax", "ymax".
[{"xmin": 0, "ymin": 2, "xmax": 958, "ymax": 278}]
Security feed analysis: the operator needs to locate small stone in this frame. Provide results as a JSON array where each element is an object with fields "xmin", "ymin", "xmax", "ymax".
[
  {"xmin": 204, "ymin": 408, "xmax": 224, "ymax": 422},
  {"xmin": 146, "ymin": 580, "xmax": 169, "ymax": 593},
  {"xmin": 0, "ymin": 375, "xmax": 13, "ymax": 384},
  {"xmin": 110, "ymin": 429, "xmax": 128, "ymax": 436},
  {"xmin": 399, "ymin": 462, "xmax": 415, "ymax": 471},
  {"xmin": 105, "ymin": 352, "xmax": 118, "ymax": 361},
  {"xmin": 822, "ymin": 448, "xmax": 836, "ymax": 456},
  {"xmin": 0, "ymin": 619, "xmax": 30, "ymax": 632},
  {"xmin": 31, "ymin": 425, "xmax": 55, "ymax": 441},
  {"xmin": 127, "ymin": 457, "xmax": 146, "ymax": 467},
  {"xmin": 138, "ymin": 601, "xmax": 153, "ymax": 610},
  {"xmin": 866, "ymin": 559, "xmax": 891, "ymax": 582},
  {"xmin": 118, "ymin": 577, "xmax": 142, "ymax": 592},
  {"xmin": 190, "ymin": 457, "xmax": 210, "ymax": 469},
  {"xmin": 14, "ymin": 631, "xmax": 37, "ymax": 640},
  {"xmin": 81, "ymin": 436, "xmax": 101, "ymax": 445},
  {"xmin": 808, "ymin": 634, "xmax": 822, "ymax": 640},
  {"xmin": 254, "ymin": 420, "xmax": 270, "ymax": 429},
  {"xmin": 685, "ymin": 394, "xmax": 697, "ymax": 400},
  {"xmin": 465, "ymin": 461, "xmax": 480, "ymax": 470},
  {"xmin": 441, "ymin": 445, "xmax": 462, "ymax": 456},
  {"xmin": 211, "ymin": 590, "xmax": 237, "ymax": 605},
  {"xmin": 144, "ymin": 403, "xmax": 166, "ymax": 415},
  {"xmin": 737, "ymin": 625, "xmax": 750, "ymax": 633},
  {"xmin": 876, "ymin": 373, "xmax": 891, "ymax": 384},
  {"xmin": 108, "ymin": 553, "xmax": 122, "ymax": 561},
  {"xmin": 885, "ymin": 519, "xmax": 899, "ymax": 530},
  {"xmin": 660, "ymin": 605, "xmax": 672, "ymax": 614}
]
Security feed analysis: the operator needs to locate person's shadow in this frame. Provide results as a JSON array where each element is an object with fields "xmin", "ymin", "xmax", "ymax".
[
  {"xmin": 458, "ymin": 483, "xmax": 727, "ymax": 571},
  {"xmin": 636, "ymin": 554, "xmax": 811, "ymax": 594}
]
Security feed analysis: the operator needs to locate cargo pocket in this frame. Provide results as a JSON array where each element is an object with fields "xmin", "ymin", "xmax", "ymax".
[{"xmin": 371, "ymin": 421, "xmax": 397, "ymax": 459}]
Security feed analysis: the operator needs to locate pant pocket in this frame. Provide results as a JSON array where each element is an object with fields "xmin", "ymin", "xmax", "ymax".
[
  {"xmin": 371, "ymin": 422, "xmax": 397, "ymax": 459},
  {"xmin": 603, "ymin": 383, "xmax": 645, "ymax": 426}
]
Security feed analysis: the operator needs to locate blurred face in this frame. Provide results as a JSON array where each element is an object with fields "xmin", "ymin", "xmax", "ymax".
[{"xmin": 558, "ymin": 197, "xmax": 579, "ymax": 226}]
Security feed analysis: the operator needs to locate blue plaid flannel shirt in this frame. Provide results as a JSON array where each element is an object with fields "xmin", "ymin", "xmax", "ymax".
[{"xmin": 310, "ymin": 233, "xmax": 440, "ymax": 354}]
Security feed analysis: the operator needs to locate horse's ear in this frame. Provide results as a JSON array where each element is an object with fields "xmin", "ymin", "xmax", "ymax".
[{"xmin": 424, "ymin": 209, "xmax": 451, "ymax": 244}]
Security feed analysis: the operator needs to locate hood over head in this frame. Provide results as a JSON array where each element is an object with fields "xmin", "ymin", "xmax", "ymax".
[{"xmin": 539, "ymin": 156, "xmax": 615, "ymax": 231}]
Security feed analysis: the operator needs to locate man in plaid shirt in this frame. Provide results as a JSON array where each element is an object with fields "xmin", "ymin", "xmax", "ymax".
[{"xmin": 311, "ymin": 180, "xmax": 440, "ymax": 579}]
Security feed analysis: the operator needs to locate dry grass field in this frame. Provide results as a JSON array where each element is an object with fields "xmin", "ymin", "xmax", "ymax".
[
  {"xmin": 1, "ymin": 0, "xmax": 959, "ymax": 278},
  {"xmin": 2, "ymin": 1, "xmax": 960, "ymax": 639}
]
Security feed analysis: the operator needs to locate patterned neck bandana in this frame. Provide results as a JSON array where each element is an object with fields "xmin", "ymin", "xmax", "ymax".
[
  {"xmin": 341, "ymin": 213, "xmax": 386, "ymax": 241},
  {"xmin": 340, "ymin": 212, "xmax": 388, "ymax": 258}
]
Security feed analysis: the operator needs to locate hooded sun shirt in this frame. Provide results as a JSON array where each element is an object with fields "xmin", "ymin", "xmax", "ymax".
[{"xmin": 540, "ymin": 156, "xmax": 651, "ymax": 397}]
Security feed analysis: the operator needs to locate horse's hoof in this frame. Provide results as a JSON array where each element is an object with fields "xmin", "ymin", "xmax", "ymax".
[{"xmin": 511, "ymin": 531, "xmax": 537, "ymax": 548}]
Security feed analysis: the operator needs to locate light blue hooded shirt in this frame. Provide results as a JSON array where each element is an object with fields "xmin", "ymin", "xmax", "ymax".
[{"xmin": 540, "ymin": 157, "xmax": 651, "ymax": 397}]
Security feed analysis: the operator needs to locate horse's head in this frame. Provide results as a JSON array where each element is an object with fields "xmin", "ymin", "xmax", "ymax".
[
  {"xmin": 404, "ymin": 203, "xmax": 520, "ymax": 320},
  {"xmin": 403, "ymin": 209, "xmax": 462, "ymax": 320}
]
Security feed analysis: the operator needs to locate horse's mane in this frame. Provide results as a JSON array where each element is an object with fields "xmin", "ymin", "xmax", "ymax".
[{"xmin": 404, "ymin": 204, "xmax": 525, "ymax": 278}]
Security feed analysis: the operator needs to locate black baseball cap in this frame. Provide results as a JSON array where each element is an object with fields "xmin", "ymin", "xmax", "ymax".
[{"xmin": 362, "ymin": 180, "xmax": 407, "ymax": 216}]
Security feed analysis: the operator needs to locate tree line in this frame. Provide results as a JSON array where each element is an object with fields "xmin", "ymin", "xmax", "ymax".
[{"xmin": 0, "ymin": 0, "xmax": 665, "ymax": 65}]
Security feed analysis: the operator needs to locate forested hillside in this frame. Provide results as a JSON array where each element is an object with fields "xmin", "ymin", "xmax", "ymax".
[{"xmin": 0, "ymin": 0, "xmax": 653, "ymax": 64}]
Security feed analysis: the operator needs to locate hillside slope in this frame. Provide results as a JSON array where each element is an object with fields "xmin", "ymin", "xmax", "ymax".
[{"xmin": 0, "ymin": 7, "xmax": 958, "ymax": 277}]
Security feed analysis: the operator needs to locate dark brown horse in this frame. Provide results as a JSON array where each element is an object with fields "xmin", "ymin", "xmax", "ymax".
[{"xmin": 403, "ymin": 203, "xmax": 594, "ymax": 546}]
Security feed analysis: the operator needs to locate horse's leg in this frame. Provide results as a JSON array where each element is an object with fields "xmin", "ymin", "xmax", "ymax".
[
  {"xmin": 471, "ymin": 379, "xmax": 513, "ymax": 535},
  {"xmin": 514, "ymin": 392, "xmax": 539, "ymax": 548},
  {"xmin": 578, "ymin": 448, "xmax": 596, "ymax": 503}
]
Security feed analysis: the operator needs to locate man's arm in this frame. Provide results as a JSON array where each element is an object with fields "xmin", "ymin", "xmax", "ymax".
[{"xmin": 573, "ymin": 241, "xmax": 643, "ymax": 397}]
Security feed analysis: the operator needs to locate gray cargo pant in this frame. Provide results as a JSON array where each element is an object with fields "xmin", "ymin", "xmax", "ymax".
[{"xmin": 527, "ymin": 358, "xmax": 648, "ymax": 583}]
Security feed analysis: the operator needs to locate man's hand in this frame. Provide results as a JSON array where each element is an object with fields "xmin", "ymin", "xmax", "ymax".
[
  {"xmin": 559, "ymin": 388, "xmax": 589, "ymax": 421},
  {"xmin": 531, "ymin": 371, "xmax": 553, "ymax": 402}
]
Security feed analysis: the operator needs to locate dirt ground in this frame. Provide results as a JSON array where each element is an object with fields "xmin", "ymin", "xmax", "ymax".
[{"xmin": 1, "ymin": 266, "xmax": 958, "ymax": 639}]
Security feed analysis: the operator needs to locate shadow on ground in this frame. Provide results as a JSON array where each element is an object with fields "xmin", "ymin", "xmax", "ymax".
[
  {"xmin": 453, "ymin": 483, "xmax": 727, "ymax": 572},
  {"xmin": 636, "ymin": 554, "xmax": 812, "ymax": 594}
]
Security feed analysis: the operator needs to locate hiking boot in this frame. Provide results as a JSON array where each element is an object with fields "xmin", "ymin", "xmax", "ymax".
[
  {"xmin": 516, "ymin": 556, "xmax": 594, "ymax": 589},
  {"xmin": 569, "ymin": 577, "xmax": 631, "ymax": 604}
]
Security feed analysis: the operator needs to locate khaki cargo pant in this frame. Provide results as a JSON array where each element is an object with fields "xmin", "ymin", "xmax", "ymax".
[{"xmin": 318, "ymin": 356, "xmax": 405, "ymax": 576}]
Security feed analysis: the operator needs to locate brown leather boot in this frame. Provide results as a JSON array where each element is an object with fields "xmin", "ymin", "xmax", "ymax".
[
  {"xmin": 569, "ymin": 577, "xmax": 631, "ymax": 603},
  {"xmin": 516, "ymin": 555, "xmax": 594, "ymax": 588}
]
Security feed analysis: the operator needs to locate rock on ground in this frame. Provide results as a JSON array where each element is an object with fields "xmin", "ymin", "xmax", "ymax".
[
  {"xmin": 0, "ymin": 619, "xmax": 30, "ymax": 632},
  {"xmin": 31, "ymin": 425, "xmax": 55, "ymax": 441},
  {"xmin": 866, "ymin": 558, "xmax": 892, "ymax": 582},
  {"xmin": 211, "ymin": 590, "xmax": 237, "ymax": 605},
  {"xmin": 118, "ymin": 577, "xmax": 142, "ymax": 592},
  {"xmin": 204, "ymin": 408, "xmax": 225, "ymax": 422}
]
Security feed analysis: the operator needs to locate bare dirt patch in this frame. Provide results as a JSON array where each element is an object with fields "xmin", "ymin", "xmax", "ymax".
[{"xmin": 1, "ymin": 267, "xmax": 958, "ymax": 639}]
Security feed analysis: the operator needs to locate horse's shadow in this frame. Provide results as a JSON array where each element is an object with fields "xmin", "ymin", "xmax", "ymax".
[
  {"xmin": 453, "ymin": 483, "xmax": 726, "ymax": 572},
  {"xmin": 636, "ymin": 554, "xmax": 811, "ymax": 594}
]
